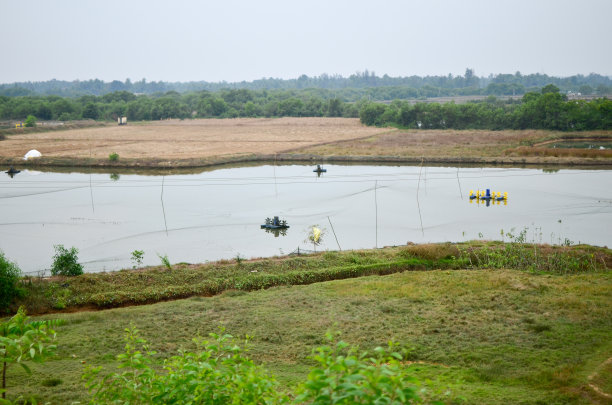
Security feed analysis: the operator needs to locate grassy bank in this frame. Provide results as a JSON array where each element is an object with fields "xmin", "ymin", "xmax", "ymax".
[
  {"xmin": 14, "ymin": 241, "xmax": 611, "ymax": 315},
  {"xmin": 6, "ymin": 267, "xmax": 612, "ymax": 404}
]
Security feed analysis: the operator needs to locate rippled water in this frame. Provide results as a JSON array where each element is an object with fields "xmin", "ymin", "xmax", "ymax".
[{"xmin": 1, "ymin": 164, "xmax": 610, "ymax": 273}]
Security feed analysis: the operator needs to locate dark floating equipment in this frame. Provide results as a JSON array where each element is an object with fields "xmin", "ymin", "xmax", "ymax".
[
  {"xmin": 313, "ymin": 164, "xmax": 327, "ymax": 173},
  {"xmin": 261, "ymin": 216, "xmax": 289, "ymax": 237},
  {"xmin": 261, "ymin": 216, "xmax": 289, "ymax": 230},
  {"xmin": 5, "ymin": 166, "xmax": 21, "ymax": 178}
]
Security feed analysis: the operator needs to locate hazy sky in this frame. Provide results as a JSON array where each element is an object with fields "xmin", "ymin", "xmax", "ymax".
[{"xmin": 1, "ymin": 0, "xmax": 611, "ymax": 84}]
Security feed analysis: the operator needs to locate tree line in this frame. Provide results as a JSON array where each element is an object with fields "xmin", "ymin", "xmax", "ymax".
[
  {"xmin": 360, "ymin": 85, "xmax": 612, "ymax": 131},
  {"xmin": 0, "ymin": 89, "xmax": 361, "ymax": 122},
  {"xmin": 0, "ymin": 85, "xmax": 610, "ymax": 131},
  {"xmin": 1, "ymin": 69, "xmax": 611, "ymax": 98}
]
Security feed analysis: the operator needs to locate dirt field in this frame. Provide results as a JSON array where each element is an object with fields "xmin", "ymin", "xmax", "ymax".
[
  {"xmin": 1, "ymin": 118, "xmax": 610, "ymax": 167},
  {"xmin": 298, "ymin": 128, "xmax": 612, "ymax": 165},
  {"xmin": 0, "ymin": 118, "xmax": 388, "ymax": 162}
]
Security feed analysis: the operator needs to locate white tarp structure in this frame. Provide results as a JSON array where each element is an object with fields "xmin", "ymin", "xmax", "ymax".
[{"xmin": 23, "ymin": 149, "xmax": 42, "ymax": 160}]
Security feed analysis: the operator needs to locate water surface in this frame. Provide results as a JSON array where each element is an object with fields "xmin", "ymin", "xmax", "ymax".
[{"xmin": 1, "ymin": 164, "xmax": 610, "ymax": 273}]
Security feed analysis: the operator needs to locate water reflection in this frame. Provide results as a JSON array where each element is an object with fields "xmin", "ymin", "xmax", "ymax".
[
  {"xmin": 261, "ymin": 216, "xmax": 289, "ymax": 237},
  {"xmin": 469, "ymin": 198, "xmax": 508, "ymax": 207},
  {"xmin": 262, "ymin": 227, "xmax": 288, "ymax": 237}
]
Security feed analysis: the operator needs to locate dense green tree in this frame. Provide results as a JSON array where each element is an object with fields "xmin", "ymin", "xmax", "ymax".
[
  {"xmin": 36, "ymin": 103, "xmax": 52, "ymax": 120},
  {"xmin": 50, "ymin": 98, "xmax": 75, "ymax": 119},
  {"xmin": 82, "ymin": 102, "xmax": 100, "ymax": 120},
  {"xmin": 541, "ymin": 83, "xmax": 560, "ymax": 94},
  {"xmin": 359, "ymin": 103, "xmax": 387, "ymax": 126},
  {"xmin": 243, "ymin": 101, "xmax": 261, "ymax": 117},
  {"xmin": 326, "ymin": 98, "xmax": 344, "ymax": 117}
]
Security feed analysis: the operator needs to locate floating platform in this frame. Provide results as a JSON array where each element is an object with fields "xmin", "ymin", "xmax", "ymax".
[
  {"xmin": 469, "ymin": 189, "xmax": 507, "ymax": 201},
  {"xmin": 261, "ymin": 216, "xmax": 289, "ymax": 229}
]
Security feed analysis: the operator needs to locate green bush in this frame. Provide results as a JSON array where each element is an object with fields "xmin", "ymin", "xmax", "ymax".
[
  {"xmin": 50, "ymin": 245, "xmax": 83, "ymax": 276},
  {"xmin": 24, "ymin": 114, "xmax": 37, "ymax": 127},
  {"xmin": 131, "ymin": 250, "xmax": 144, "ymax": 269},
  {"xmin": 0, "ymin": 252, "xmax": 23, "ymax": 313},
  {"xmin": 84, "ymin": 329, "xmax": 425, "ymax": 404},
  {"xmin": 108, "ymin": 152, "xmax": 119, "ymax": 162},
  {"xmin": 84, "ymin": 327, "xmax": 287, "ymax": 404},
  {"xmin": 295, "ymin": 332, "xmax": 421, "ymax": 404}
]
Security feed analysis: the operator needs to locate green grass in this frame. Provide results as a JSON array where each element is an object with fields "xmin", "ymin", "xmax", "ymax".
[{"xmin": 5, "ymin": 267, "xmax": 612, "ymax": 404}]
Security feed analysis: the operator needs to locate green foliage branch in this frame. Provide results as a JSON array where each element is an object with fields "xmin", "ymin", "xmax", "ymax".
[{"xmin": 0, "ymin": 307, "xmax": 60, "ymax": 401}]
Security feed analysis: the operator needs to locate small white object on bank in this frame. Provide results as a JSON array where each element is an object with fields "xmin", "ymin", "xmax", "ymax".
[{"xmin": 23, "ymin": 149, "xmax": 42, "ymax": 160}]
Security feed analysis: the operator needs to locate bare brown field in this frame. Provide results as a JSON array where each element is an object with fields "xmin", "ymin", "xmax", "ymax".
[
  {"xmin": 0, "ymin": 118, "xmax": 389, "ymax": 164},
  {"xmin": 1, "ymin": 118, "xmax": 610, "ymax": 167},
  {"xmin": 298, "ymin": 129, "xmax": 612, "ymax": 165}
]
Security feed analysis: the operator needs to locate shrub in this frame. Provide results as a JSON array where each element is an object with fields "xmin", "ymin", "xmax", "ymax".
[
  {"xmin": 0, "ymin": 252, "xmax": 23, "ymax": 313},
  {"xmin": 294, "ymin": 332, "xmax": 421, "ymax": 404},
  {"xmin": 109, "ymin": 152, "xmax": 119, "ymax": 162},
  {"xmin": 24, "ymin": 115, "xmax": 37, "ymax": 127},
  {"xmin": 131, "ymin": 250, "xmax": 144, "ymax": 269},
  {"xmin": 84, "ymin": 328, "xmax": 425, "ymax": 404},
  {"xmin": 84, "ymin": 327, "xmax": 287, "ymax": 404},
  {"xmin": 50, "ymin": 245, "xmax": 83, "ymax": 276}
]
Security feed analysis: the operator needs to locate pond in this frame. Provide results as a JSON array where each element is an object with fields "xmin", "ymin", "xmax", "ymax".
[{"xmin": 1, "ymin": 164, "xmax": 610, "ymax": 274}]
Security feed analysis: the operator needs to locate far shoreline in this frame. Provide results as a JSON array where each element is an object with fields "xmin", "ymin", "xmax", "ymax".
[{"xmin": 2, "ymin": 153, "xmax": 612, "ymax": 171}]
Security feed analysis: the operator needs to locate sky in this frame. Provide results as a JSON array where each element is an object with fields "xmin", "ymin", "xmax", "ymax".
[{"xmin": 1, "ymin": 0, "xmax": 611, "ymax": 84}]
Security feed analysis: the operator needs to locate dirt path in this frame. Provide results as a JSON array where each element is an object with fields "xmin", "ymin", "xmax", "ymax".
[{"xmin": 587, "ymin": 356, "xmax": 612, "ymax": 401}]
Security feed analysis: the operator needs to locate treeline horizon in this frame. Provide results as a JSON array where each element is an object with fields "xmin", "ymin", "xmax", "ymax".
[
  {"xmin": 359, "ymin": 85, "xmax": 611, "ymax": 131},
  {"xmin": 1, "ymin": 84, "xmax": 610, "ymax": 131},
  {"xmin": 1, "ymin": 69, "xmax": 612, "ymax": 99}
]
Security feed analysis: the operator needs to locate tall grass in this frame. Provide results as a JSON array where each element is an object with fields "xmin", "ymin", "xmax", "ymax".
[{"xmin": 456, "ymin": 227, "xmax": 606, "ymax": 274}]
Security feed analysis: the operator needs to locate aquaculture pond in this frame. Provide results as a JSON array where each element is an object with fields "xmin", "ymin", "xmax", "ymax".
[{"xmin": 1, "ymin": 164, "xmax": 611, "ymax": 273}]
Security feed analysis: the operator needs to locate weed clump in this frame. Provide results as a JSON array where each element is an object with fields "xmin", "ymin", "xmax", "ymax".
[{"xmin": 457, "ymin": 228, "xmax": 607, "ymax": 273}]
